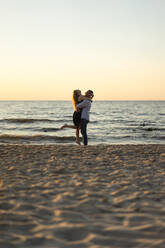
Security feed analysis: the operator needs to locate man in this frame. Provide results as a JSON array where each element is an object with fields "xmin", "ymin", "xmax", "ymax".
[{"xmin": 76, "ymin": 90, "xmax": 94, "ymax": 146}]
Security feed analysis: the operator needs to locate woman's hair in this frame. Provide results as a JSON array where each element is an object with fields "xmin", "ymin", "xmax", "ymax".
[{"xmin": 72, "ymin": 90, "xmax": 80, "ymax": 110}]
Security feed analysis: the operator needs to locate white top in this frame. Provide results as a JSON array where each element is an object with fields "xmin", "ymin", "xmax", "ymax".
[{"xmin": 77, "ymin": 99, "xmax": 91, "ymax": 121}]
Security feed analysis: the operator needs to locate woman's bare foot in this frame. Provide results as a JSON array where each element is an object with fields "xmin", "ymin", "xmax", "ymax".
[
  {"xmin": 59, "ymin": 124, "xmax": 67, "ymax": 130},
  {"xmin": 76, "ymin": 140, "xmax": 81, "ymax": 145}
]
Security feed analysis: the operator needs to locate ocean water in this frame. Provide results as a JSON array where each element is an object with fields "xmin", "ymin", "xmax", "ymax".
[{"xmin": 0, "ymin": 101, "xmax": 164, "ymax": 145}]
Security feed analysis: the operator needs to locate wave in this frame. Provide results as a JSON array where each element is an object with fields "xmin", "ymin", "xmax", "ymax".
[
  {"xmin": 0, "ymin": 118, "xmax": 73, "ymax": 124},
  {"xmin": 92, "ymin": 134, "xmax": 133, "ymax": 140},
  {"xmin": 90, "ymin": 121, "xmax": 98, "ymax": 124},
  {"xmin": 0, "ymin": 127, "xmax": 62, "ymax": 133},
  {"xmin": 42, "ymin": 128, "xmax": 59, "ymax": 132},
  {"xmin": 139, "ymin": 127, "xmax": 165, "ymax": 132},
  {"xmin": 152, "ymin": 135, "xmax": 165, "ymax": 140},
  {"xmin": 0, "ymin": 118, "xmax": 55, "ymax": 124},
  {"xmin": 0, "ymin": 134, "xmax": 76, "ymax": 143}
]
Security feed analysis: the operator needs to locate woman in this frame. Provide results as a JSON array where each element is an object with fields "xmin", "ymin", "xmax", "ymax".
[{"xmin": 60, "ymin": 89, "xmax": 89, "ymax": 145}]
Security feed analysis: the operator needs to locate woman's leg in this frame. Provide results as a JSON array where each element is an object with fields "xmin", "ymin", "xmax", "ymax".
[
  {"xmin": 60, "ymin": 124, "xmax": 76, "ymax": 130},
  {"xmin": 75, "ymin": 127, "xmax": 81, "ymax": 145},
  {"xmin": 60, "ymin": 124, "xmax": 80, "ymax": 145}
]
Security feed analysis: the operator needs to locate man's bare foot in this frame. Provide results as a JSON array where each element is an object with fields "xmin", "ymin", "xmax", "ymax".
[{"xmin": 59, "ymin": 124, "xmax": 67, "ymax": 130}]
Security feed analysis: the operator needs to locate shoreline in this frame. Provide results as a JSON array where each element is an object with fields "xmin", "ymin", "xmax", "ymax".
[{"xmin": 1, "ymin": 144, "xmax": 165, "ymax": 247}]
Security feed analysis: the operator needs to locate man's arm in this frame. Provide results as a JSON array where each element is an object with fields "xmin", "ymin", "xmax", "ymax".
[{"xmin": 77, "ymin": 100, "xmax": 88, "ymax": 109}]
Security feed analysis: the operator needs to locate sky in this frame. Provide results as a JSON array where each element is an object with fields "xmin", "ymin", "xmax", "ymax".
[{"xmin": 0, "ymin": 0, "xmax": 165, "ymax": 100}]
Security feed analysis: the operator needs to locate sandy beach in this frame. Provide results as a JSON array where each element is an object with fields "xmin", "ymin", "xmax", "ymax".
[{"xmin": 0, "ymin": 144, "xmax": 165, "ymax": 248}]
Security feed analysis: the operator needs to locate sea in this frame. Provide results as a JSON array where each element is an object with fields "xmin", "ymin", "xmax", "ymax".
[{"xmin": 0, "ymin": 101, "xmax": 164, "ymax": 145}]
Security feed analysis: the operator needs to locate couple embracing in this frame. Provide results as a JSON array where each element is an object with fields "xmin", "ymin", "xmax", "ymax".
[{"xmin": 60, "ymin": 89, "xmax": 94, "ymax": 146}]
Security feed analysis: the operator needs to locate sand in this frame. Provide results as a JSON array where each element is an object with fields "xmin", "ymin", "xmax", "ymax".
[{"xmin": 0, "ymin": 144, "xmax": 165, "ymax": 248}]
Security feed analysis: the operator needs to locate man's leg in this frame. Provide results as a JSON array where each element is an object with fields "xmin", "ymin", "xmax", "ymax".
[{"xmin": 81, "ymin": 119, "xmax": 88, "ymax": 145}]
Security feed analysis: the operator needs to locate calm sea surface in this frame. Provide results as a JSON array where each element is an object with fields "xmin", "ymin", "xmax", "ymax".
[{"xmin": 0, "ymin": 101, "xmax": 164, "ymax": 145}]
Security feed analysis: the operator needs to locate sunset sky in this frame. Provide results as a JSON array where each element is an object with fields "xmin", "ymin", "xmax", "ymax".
[{"xmin": 0, "ymin": 0, "xmax": 165, "ymax": 100}]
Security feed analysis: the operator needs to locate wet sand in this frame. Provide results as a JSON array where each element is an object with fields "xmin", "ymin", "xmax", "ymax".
[{"xmin": 0, "ymin": 144, "xmax": 165, "ymax": 248}]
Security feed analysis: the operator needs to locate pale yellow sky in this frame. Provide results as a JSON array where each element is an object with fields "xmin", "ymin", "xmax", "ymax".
[{"xmin": 0, "ymin": 0, "xmax": 165, "ymax": 100}]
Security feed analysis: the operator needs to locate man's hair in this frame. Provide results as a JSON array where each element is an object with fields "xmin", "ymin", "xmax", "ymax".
[
  {"xmin": 88, "ymin": 90, "xmax": 93, "ymax": 94},
  {"xmin": 86, "ymin": 90, "xmax": 93, "ymax": 96}
]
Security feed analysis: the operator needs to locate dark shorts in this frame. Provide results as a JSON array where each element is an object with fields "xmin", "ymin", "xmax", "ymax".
[{"xmin": 73, "ymin": 111, "xmax": 81, "ymax": 127}]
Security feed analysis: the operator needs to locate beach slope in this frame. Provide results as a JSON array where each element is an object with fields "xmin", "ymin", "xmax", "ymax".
[{"xmin": 0, "ymin": 144, "xmax": 165, "ymax": 247}]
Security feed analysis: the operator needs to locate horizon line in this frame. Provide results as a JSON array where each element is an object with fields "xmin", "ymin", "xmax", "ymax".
[{"xmin": 0, "ymin": 99, "xmax": 165, "ymax": 102}]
